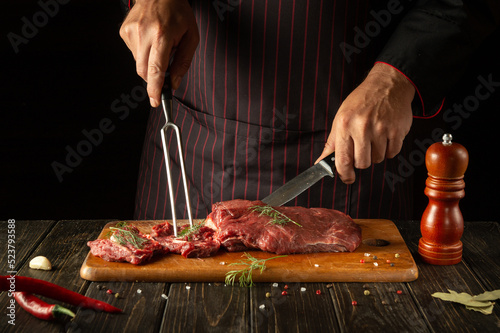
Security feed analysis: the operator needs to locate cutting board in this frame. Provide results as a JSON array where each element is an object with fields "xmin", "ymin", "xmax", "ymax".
[{"xmin": 80, "ymin": 219, "xmax": 418, "ymax": 283}]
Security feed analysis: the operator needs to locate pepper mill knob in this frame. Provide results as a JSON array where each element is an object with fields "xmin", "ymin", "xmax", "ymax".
[{"xmin": 418, "ymin": 134, "xmax": 469, "ymax": 265}]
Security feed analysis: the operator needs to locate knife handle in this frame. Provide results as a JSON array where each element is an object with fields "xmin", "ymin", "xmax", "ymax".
[
  {"xmin": 319, "ymin": 152, "xmax": 336, "ymax": 175},
  {"xmin": 161, "ymin": 72, "xmax": 173, "ymax": 101}
]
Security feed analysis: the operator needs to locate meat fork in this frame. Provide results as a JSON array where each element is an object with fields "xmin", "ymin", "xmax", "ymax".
[{"xmin": 160, "ymin": 74, "xmax": 193, "ymax": 237}]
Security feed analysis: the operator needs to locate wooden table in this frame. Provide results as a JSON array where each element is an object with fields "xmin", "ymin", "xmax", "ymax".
[{"xmin": 1, "ymin": 220, "xmax": 499, "ymax": 332}]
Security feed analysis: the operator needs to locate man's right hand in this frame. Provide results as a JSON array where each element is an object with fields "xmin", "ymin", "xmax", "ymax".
[{"xmin": 120, "ymin": 0, "xmax": 199, "ymax": 107}]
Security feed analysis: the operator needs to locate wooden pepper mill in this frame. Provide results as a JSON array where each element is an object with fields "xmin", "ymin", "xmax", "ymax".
[{"xmin": 418, "ymin": 133, "xmax": 469, "ymax": 265}]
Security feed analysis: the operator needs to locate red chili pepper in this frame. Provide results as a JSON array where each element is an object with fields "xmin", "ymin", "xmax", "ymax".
[
  {"xmin": 13, "ymin": 292, "xmax": 75, "ymax": 321},
  {"xmin": 1, "ymin": 275, "xmax": 121, "ymax": 313}
]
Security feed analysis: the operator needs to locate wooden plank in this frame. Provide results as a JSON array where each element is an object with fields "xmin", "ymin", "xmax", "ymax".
[
  {"xmin": 250, "ymin": 282, "xmax": 340, "ymax": 332},
  {"xmin": 0, "ymin": 220, "xmax": 57, "ymax": 333},
  {"xmin": 80, "ymin": 219, "xmax": 418, "ymax": 283},
  {"xmin": 330, "ymin": 282, "xmax": 430, "ymax": 332},
  {"xmin": 397, "ymin": 220, "xmax": 500, "ymax": 332},
  {"xmin": 161, "ymin": 282, "xmax": 249, "ymax": 332},
  {"xmin": 0, "ymin": 220, "xmax": 56, "ymax": 273},
  {"xmin": 461, "ymin": 222, "xmax": 500, "ymax": 290},
  {"xmin": 67, "ymin": 281, "xmax": 168, "ymax": 333},
  {"xmin": 0, "ymin": 220, "xmax": 111, "ymax": 333}
]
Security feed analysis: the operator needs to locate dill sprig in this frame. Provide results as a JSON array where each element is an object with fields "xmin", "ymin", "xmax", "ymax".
[
  {"xmin": 225, "ymin": 252, "xmax": 287, "ymax": 287},
  {"xmin": 108, "ymin": 223, "xmax": 148, "ymax": 249},
  {"xmin": 177, "ymin": 220, "xmax": 205, "ymax": 240},
  {"xmin": 249, "ymin": 205, "xmax": 302, "ymax": 227}
]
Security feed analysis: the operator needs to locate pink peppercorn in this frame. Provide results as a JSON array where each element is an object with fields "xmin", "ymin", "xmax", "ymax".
[
  {"xmin": 397, "ymin": 290, "xmax": 403, "ymax": 295},
  {"xmin": 386, "ymin": 260, "xmax": 391, "ymax": 264},
  {"xmin": 282, "ymin": 291, "xmax": 288, "ymax": 296},
  {"xmin": 352, "ymin": 301, "xmax": 357, "ymax": 306},
  {"xmin": 360, "ymin": 259, "xmax": 365, "ymax": 263},
  {"xmin": 106, "ymin": 289, "xmax": 113, "ymax": 294},
  {"xmin": 316, "ymin": 290, "xmax": 321, "ymax": 295},
  {"xmin": 284, "ymin": 285, "xmax": 289, "ymax": 290}
]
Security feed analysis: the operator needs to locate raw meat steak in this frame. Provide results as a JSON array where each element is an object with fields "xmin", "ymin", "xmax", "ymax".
[
  {"xmin": 206, "ymin": 199, "xmax": 361, "ymax": 254},
  {"xmin": 87, "ymin": 225, "xmax": 164, "ymax": 265},
  {"xmin": 151, "ymin": 222, "xmax": 220, "ymax": 258}
]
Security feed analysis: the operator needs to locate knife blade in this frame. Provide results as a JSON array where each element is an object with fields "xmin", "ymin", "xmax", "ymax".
[{"xmin": 261, "ymin": 152, "xmax": 336, "ymax": 206}]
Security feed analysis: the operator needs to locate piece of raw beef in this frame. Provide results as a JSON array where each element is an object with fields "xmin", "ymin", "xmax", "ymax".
[
  {"xmin": 87, "ymin": 225, "xmax": 164, "ymax": 265},
  {"xmin": 151, "ymin": 221, "xmax": 220, "ymax": 258},
  {"xmin": 206, "ymin": 199, "xmax": 361, "ymax": 254}
]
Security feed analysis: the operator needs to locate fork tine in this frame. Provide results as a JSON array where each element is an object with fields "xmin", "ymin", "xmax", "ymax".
[{"xmin": 160, "ymin": 77, "xmax": 194, "ymax": 237}]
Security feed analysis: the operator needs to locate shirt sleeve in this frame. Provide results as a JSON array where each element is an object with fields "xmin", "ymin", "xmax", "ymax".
[{"xmin": 376, "ymin": 0, "xmax": 500, "ymax": 118}]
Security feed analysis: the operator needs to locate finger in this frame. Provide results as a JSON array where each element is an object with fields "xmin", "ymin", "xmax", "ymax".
[
  {"xmin": 147, "ymin": 38, "xmax": 174, "ymax": 107},
  {"xmin": 353, "ymin": 136, "xmax": 371, "ymax": 170},
  {"xmin": 315, "ymin": 136, "xmax": 335, "ymax": 164},
  {"xmin": 371, "ymin": 137, "xmax": 387, "ymax": 164},
  {"xmin": 169, "ymin": 27, "xmax": 199, "ymax": 90},
  {"xmin": 386, "ymin": 137, "xmax": 404, "ymax": 159},
  {"xmin": 135, "ymin": 43, "xmax": 152, "ymax": 83},
  {"xmin": 335, "ymin": 134, "xmax": 356, "ymax": 184}
]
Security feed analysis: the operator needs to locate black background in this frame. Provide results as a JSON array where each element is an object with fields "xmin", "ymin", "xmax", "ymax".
[{"xmin": 1, "ymin": 1, "xmax": 499, "ymax": 222}]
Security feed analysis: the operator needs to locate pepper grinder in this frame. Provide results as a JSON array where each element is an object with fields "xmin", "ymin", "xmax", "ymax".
[{"xmin": 418, "ymin": 134, "xmax": 469, "ymax": 265}]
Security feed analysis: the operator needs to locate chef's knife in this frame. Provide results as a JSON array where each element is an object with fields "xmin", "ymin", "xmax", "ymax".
[{"xmin": 262, "ymin": 152, "xmax": 336, "ymax": 207}]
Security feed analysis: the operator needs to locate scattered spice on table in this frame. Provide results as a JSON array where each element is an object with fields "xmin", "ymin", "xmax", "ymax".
[
  {"xmin": 364, "ymin": 290, "xmax": 371, "ymax": 296},
  {"xmin": 265, "ymin": 292, "xmax": 271, "ymax": 298},
  {"xmin": 316, "ymin": 290, "xmax": 322, "ymax": 295},
  {"xmin": 352, "ymin": 300, "xmax": 358, "ymax": 306},
  {"xmin": 359, "ymin": 259, "xmax": 365, "ymax": 263},
  {"xmin": 281, "ymin": 291, "xmax": 288, "ymax": 296},
  {"xmin": 395, "ymin": 253, "xmax": 400, "ymax": 258}
]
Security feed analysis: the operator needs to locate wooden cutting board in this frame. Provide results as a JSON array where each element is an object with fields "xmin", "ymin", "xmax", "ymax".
[{"xmin": 80, "ymin": 219, "xmax": 418, "ymax": 283}]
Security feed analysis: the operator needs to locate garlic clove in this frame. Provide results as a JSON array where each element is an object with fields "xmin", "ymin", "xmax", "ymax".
[{"xmin": 29, "ymin": 256, "xmax": 52, "ymax": 270}]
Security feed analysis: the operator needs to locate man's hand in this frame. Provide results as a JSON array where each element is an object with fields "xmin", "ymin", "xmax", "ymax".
[
  {"xmin": 316, "ymin": 62, "xmax": 415, "ymax": 184},
  {"xmin": 120, "ymin": 0, "xmax": 199, "ymax": 107}
]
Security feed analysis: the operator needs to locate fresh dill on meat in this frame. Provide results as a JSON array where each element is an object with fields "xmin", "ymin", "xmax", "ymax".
[
  {"xmin": 177, "ymin": 220, "xmax": 205, "ymax": 240},
  {"xmin": 249, "ymin": 205, "xmax": 302, "ymax": 227},
  {"xmin": 108, "ymin": 222, "xmax": 148, "ymax": 249}
]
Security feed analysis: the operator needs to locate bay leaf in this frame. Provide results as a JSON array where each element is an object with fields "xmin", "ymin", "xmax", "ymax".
[
  {"xmin": 472, "ymin": 290, "xmax": 500, "ymax": 302},
  {"xmin": 432, "ymin": 290, "xmax": 493, "ymax": 308},
  {"xmin": 466, "ymin": 304, "xmax": 494, "ymax": 315}
]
